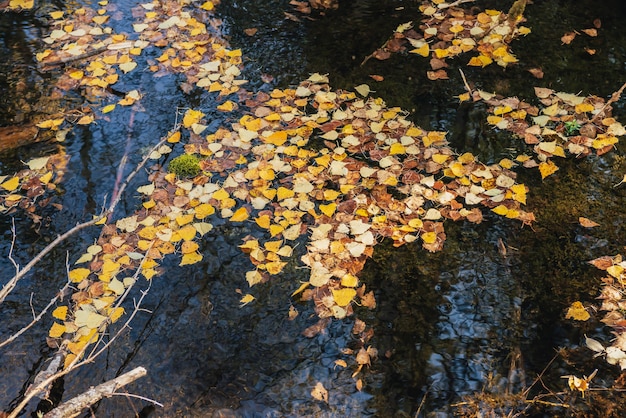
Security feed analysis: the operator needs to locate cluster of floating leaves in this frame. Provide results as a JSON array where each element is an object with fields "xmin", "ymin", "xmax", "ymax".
[
  {"xmin": 580, "ymin": 255, "xmax": 626, "ymax": 370},
  {"xmin": 0, "ymin": 153, "xmax": 68, "ymax": 222},
  {"xmin": 473, "ymin": 86, "xmax": 626, "ymax": 179},
  {"xmin": 34, "ymin": 0, "xmax": 244, "ymax": 130},
  {"xmin": 364, "ymin": 0, "xmax": 530, "ymax": 80},
  {"xmin": 47, "ymin": 72, "xmax": 535, "ymax": 368}
]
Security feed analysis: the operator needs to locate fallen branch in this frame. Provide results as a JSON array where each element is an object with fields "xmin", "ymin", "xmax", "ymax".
[
  {"xmin": 41, "ymin": 46, "xmax": 108, "ymax": 68},
  {"xmin": 43, "ymin": 366, "xmax": 147, "ymax": 418}
]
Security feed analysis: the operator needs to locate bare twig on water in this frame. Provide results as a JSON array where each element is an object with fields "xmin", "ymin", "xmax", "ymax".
[
  {"xmin": 42, "ymin": 367, "xmax": 148, "ymax": 418},
  {"xmin": 40, "ymin": 46, "xmax": 108, "ymax": 68},
  {"xmin": 590, "ymin": 81, "xmax": 626, "ymax": 124},
  {"xmin": 437, "ymin": 0, "xmax": 475, "ymax": 10}
]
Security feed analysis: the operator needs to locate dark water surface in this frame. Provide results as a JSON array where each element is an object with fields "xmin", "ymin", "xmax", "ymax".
[{"xmin": 3, "ymin": 0, "xmax": 626, "ymax": 416}]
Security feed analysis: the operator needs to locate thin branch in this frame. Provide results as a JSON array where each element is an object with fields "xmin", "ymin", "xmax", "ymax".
[
  {"xmin": 438, "ymin": 0, "xmax": 474, "ymax": 10},
  {"xmin": 590, "ymin": 81, "xmax": 626, "ymax": 124},
  {"xmin": 109, "ymin": 391, "xmax": 163, "ymax": 408},
  {"xmin": 43, "ymin": 367, "xmax": 148, "ymax": 418},
  {"xmin": 8, "ymin": 217, "xmax": 19, "ymax": 271},
  {"xmin": 0, "ymin": 281, "xmax": 71, "ymax": 349},
  {"xmin": 0, "ymin": 217, "xmax": 100, "ymax": 304}
]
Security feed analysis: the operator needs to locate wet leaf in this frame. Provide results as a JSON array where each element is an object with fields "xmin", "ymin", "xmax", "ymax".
[
  {"xmin": 566, "ymin": 301, "xmax": 590, "ymax": 321},
  {"xmin": 579, "ymin": 217, "xmax": 599, "ymax": 228},
  {"xmin": 49, "ymin": 322, "xmax": 66, "ymax": 338},
  {"xmin": 52, "ymin": 306, "xmax": 68, "ymax": 321},
  {"xmin": 311, "ymin": 382, "xmax": 328, "ymax": 403},
  {"xmin": 240, "ymin": 293, "xmax": 255, "ymax": 306}
]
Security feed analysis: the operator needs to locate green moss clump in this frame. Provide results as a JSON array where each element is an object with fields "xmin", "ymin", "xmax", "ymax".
[{"xmin": 168, "ymin": 154, "xmax": 201, "ymax": 178}]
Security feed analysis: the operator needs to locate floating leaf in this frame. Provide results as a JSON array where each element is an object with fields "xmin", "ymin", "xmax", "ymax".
[
  {"xmin": 311, "ymin": 382, "xmax": 328, "ymax": 403},
  {"xmin": 49, "ymin": 322, "xmax": 66, "ymax": 338},
  {"xmin": 68, "ymin": 268, "xmax": 90, "ymax": 283},
  {"xmin": 180, "ymin": 252, "xmax": 203, "ymax": 266},
  {"xmin": 332, "ymin": 288, "xmax": 357, "ymax": 307},
  {"xmin": 565, "ymin": 301, "xmax": 590, "ymax": 321},
  {"xmin": 579, "ymin": 217, "xmax": 599, "ymax": 228},
  {"xmin": 52, "ymin": 306, "xmax": 68, "ymax": 321},
  {"xmin": 240, "ymin": 293, "xmax": 255, "ymax": 306},
  {"xmin": 74, "ymin": 309, "xmax": 107, "ymax": 329},
  {"xmin": 0, "ymin": 176, "xmax": 20, "ymax": 191}
]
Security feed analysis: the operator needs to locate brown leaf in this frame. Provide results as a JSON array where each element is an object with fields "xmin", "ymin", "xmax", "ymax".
[
  {"xmin": 426, "ymin": 69, "xmax": 448, "ymax": 81},
  {"xmin": 561, "ymin": 31, "xmax": 577, "ymax": 45},
  {"xmin": 369, "ymin": 74, "xmax": 384, "ymax": 82},
  {"xmin": 581, "ymin": 28, "xmax": 597, "ymax": 37},
  {"xmin": 528, "ymin": 68, "xmax": 544, "ymax": 79},
  {"xmin": 244, "ymin": 28, "xmax": 258, "ymax": 36},
  {"xmin": 302, "ymin": 317, "xmax": 330, "ymax": 337},
  {"xmin": 589, "ymin": 256, "xmax": 614, "ymax": 270},
  {"xmin": 373, "ymin": 49, "xmax": 391, "ymax": 61}
]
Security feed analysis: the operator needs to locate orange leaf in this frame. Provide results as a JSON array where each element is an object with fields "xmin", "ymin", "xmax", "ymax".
[{"xmin": 579, "ymin": 217, "xmax": 599, "ymax": 228}]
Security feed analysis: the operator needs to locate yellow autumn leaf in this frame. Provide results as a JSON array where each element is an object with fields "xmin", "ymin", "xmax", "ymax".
[
  {"xmin": 421, "ymin": 231, "xmax": 437, "ymax": 244},
  {"xmin": 538, "ymin": 160, "xmax": 559, "ymax": 179},
  {"xmin": 230, "ymin": 207, "xmax": 249, "ymax": 222},
  {"xmin": 102, "ymin": 104, "xmax": 116, "ymax": 113},
  {"xmin": 52, "ymin": 306, "xmax": 68, "ymax": 320},
  {"xmin": 0, "ymin": 176, "xmax": 20, "ymax": 192},
  {"xmin": 109, "ymin": 307, "xmax": 125, "ymax": 323},
  {"xmin": 69, "ymin": 70, "xmax": 84, "ymax": 80},
  {"xmin": 492, "ymin": 205, "xmax": 509, "ymax": 216},
  {"xmin": 68, "ymin": 268, "xmax": 91, "ymax": 283},
  {"xmin": 180, "ymin": 252, "xmax": 203, "ymax": 266},
  {"xmin": 200, "ymin": 1, "xmax": 214, "ymax": 11},
  {"xmin": 77, "ymin": 114, "xmax": 94, "ymax": 125},
  {"xmin": 277, "ymin": 186, "xmax": 295, "ymax": 200},
  {"xmin": 176, "ymin": 213, "xmax": 195, "ymax": 226},
  {"xmin": 181, "ymin": 241, "xmax": 199, "ymax": 254},
  {"xmin": 167, "ymin": 131, "xmax": 181, "ymax": 143},
  {"xmin": 36, "ymin": 118, "xmax": 65, "ymax": 129},
  {"xmin": 341, "ymin": 274, "xmax": 359, "ymax": 288},
  {"xmin": 255, "ymin": 214, "xmax": 271, "ymax": 229},
  {"xmin": 195, "ymin": 203, "xmax": 216, "ymax": 219},
  {"xmin": 217, "ymin": 100, "xmax": 236, "ymax": 112},
  {"xmin": 319, "ymin": 203, "xmax": 337, "ymax": 217},
  {"xmin": 240, "ymin": 293, "xmax": 255, "ymax": 306},
  {"xmin": 265, "ymin": 261, "xmax": 287, "ymax": 275},
  {"xmin": 510, "ymin": 184, "xmax": 527, "ymax": 204},
  {"xmin": 49, "ymin": 322, "xmax": 66, "ymax": 338},
  {"xmin": 410, "ymin": 43, "xmax": 429, "ymax": 57},
  {"xmin": 332, "ymin": 288, "xmax": 357, "ymax": 307},
  {"xmin": 178, "ymin": 224, "xmax": 197, "ymax": 241},
  {"xmin": 182, "ymin": 109, "xmax": 205, "ymax": 128},
  {"xmin": 565, "ymin": 301, "xmax": 590, "ymax": 321}
]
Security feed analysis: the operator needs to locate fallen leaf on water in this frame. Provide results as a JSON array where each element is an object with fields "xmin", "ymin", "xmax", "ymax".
[
  {"xmin": 579, "ymin": 217, "xmax": 599, "ymax": 228},
  {"xmin": 240, "ymin": 293, "xmax": 255, "ymax": 306},
  {"xmin": 311, "ymin": 382, "xmax": 328, "ymax": 403},
  {"xmin": 565, "ymin": 301, "xmax": 590, "ymax": 321}
]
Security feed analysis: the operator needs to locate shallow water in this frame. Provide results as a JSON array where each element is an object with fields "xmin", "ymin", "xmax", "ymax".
[{"xmin": 2, "ymin": 0, "xmax": 626, "ymax": 416}]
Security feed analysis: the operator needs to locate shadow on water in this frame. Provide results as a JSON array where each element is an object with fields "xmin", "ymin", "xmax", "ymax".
[{"xmin": 3, "ymin": 0, "xmax": 626, "ymax": 416}]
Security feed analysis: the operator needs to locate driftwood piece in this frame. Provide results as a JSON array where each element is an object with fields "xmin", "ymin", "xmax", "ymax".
[
  {"xmin": 41, "ymin": 45, "xmax": 108, "ymax": 68},
  {"xmin": 43, "ymin": 366, "xmax": 147, "ymax": 418},
  {"xmin": 0, "ymin": 124, "xmax": 39, "ymax": 151}
]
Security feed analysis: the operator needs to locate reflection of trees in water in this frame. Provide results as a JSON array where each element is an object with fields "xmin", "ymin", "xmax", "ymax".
[{"xmin": 0, "ymin": 11, "xmax": 64, "ymax": 149}]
